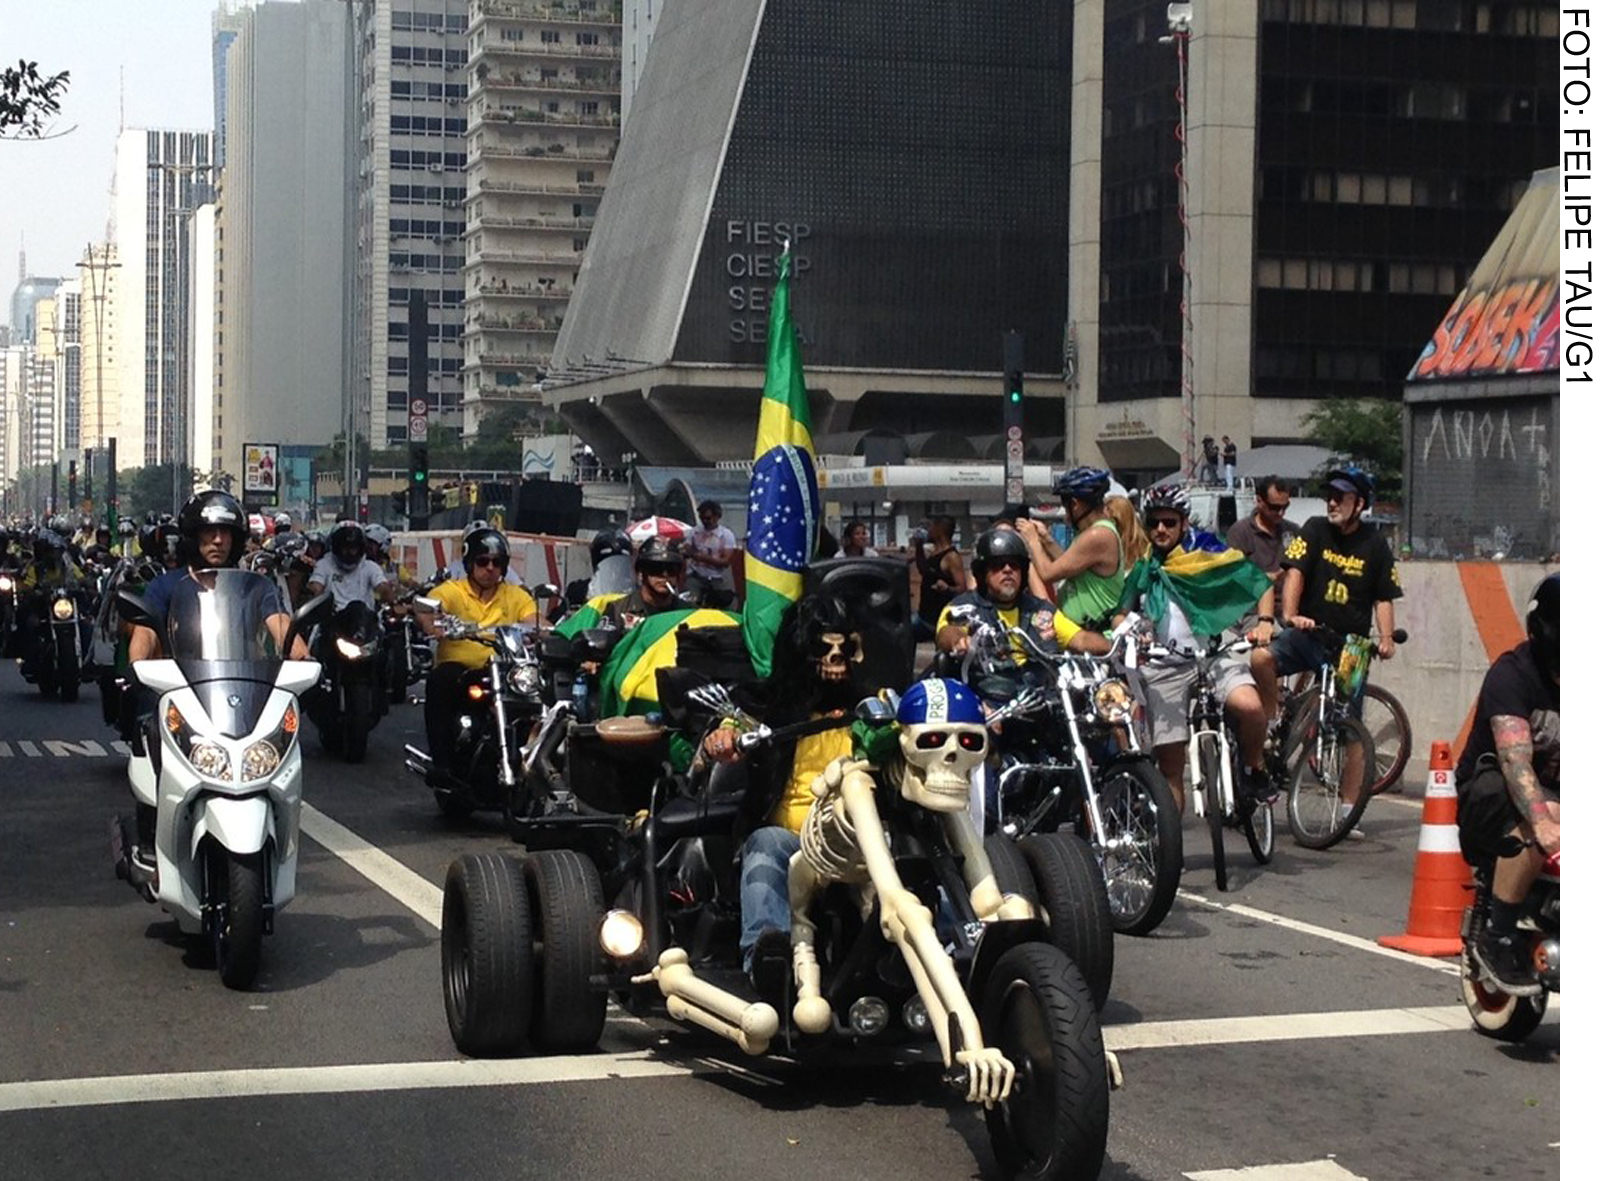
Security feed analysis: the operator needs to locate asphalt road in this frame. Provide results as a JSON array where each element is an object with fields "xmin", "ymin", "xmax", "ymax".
[{"xmin": 0, "ymin": 662, "xmax": 1559, "ymax": 1180}]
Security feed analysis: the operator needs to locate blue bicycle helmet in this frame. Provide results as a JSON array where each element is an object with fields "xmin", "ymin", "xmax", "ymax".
[
  {"xmin": 1054, "ymin": 465, "xmax": 1111, "ymax": 508},
  {"xmin": 1324, "ymin": 465, "xmax": 1375, "ymax": 509}
]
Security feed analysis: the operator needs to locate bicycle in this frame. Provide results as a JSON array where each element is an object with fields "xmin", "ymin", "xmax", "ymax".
[
  {"xmin": 1272, "ymin": 626, "xmax": 1405, "ymax": 848},
  {"xmin": 1150, "ymin": 634, "xmax": 1274, "ymax": 892}
]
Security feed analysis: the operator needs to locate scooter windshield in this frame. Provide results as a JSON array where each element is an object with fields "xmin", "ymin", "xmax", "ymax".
[{"xmin": 166, "ymin": 570, "xmax": 286, "ymax": 738}]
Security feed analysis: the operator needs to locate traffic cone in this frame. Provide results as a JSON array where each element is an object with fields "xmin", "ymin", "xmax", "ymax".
[{"xmin": 1378, "ymin": 741, "xmax": 1472, "ymax": 956}]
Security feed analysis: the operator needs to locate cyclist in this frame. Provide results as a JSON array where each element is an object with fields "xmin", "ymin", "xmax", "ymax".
[
  {"xmin": 1114, "ymin": 484, "xmax": 1276, "ymax": 813},
  {"xmin": 1016, "ymin": 466, "xmax": 1129, "ymax": 637},
  {"xmin": 1250, "ymin": 465, "xmax": 1401, "ymax": 819},
  {"xmin": 1455, "ymin": 573, "xmax": 1559, "ymax": 995}
]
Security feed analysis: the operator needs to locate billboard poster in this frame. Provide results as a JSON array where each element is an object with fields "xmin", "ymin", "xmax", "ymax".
[{"xmin": 243, "ymin": 443, "xmax": 279, "ymax": 503}]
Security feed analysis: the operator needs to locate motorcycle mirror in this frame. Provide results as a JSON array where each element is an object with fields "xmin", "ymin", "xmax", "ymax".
[
  {"xmin": 414, "ymin": 596, "xmax": 443, "ymax": 615},
  {"xmin": 676, "ymin": 589, "xmax": 700, "ymax": 607},
  {"xmin": 531, "ymin": 582, "xmax": 561, "ymax": 599},
  {"xmin": 114, "ymin": 588, "xmax": 163, "ymax": 633},
  {"xmin": 854, "ymin": 695, "xmax": 895, "ymax": 725},
  {"xmin": 286, "ymin": 590, "xmax": 334, "ymax": 657}
]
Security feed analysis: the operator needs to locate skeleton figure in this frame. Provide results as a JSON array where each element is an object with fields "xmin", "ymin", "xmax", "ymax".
[
  {"xmin": 788, "ymin": 679, "xmax": 1034, "ymax": 1107},
  {"xmin": 815, "ymin": 629, "xmax": 863, "ymax": 683}
]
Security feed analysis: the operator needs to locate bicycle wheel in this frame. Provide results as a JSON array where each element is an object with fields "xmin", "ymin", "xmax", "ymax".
[
  {"xmin": 1244, "ymin": 799, "xmax": 1275, "ymax": 864},
  {"xmin": 1361, "ymin": 683, "xmax": 1412, "ymax": 795},
  {"xmin": 1286, "ymin": 716, "xmax": 1375, "ymax": 849},
  {"xmin": 1197, "ymin": 733, "xmax": 1228, "ymax": 892}
]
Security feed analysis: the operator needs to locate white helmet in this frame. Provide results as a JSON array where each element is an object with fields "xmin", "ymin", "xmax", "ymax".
[{"xmin": 364, "ymin": 523, "xmax": 391, "ymax": 550}]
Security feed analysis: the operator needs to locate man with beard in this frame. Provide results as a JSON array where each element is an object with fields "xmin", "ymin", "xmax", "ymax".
[
  {"xmin": 600, "ymin": 537, "xmax": 690, "ymax": 629},
  {"xmin": 700, "ymin": 593, "xmax": 869, "ymax": 996}
]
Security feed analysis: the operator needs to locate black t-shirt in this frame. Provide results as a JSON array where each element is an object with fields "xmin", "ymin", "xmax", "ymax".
[
  {"xmin": 1280, "ymin": 516, "xmax": 1401, "ymax": 636},
  {"xmin": 1456, "ymin": 641, "xmax": 1560, "ymax": 792}
]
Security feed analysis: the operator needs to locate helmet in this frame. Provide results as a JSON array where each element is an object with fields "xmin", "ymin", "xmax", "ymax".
[
  {"xmin": 47, "ymin": 515, "xmax": 70, "ymax": 536},
  {"xmin": 1054, "ymin": 465, "xmax": 1111, "ymax": 508},
  {"xmin": 1142, "ymin": 483, "xmax": 1192, "ymax": 517},
  {"xmin": 304, "ymin": 529, "xmax": 328, "ymax": 556},
  {"xmin": 117, "ymin": 516, "xmax": 137, "ymax": 539},
  {"xmin": 635, "ymin": 536, "xmax": 684, "ymax": 571},
  {"xmin": 589, "ymin": 527, "xmax": 633, "ymax": 569},
  {"xmin": 972, "ymin": 526, "xmax": 1031, "ymax": 582},
  {"xmin": 1324, "ymin": 465, "xmax": 1375, "ymax": 509},
  {"xmin": 33, "ymin": 528, "xmax": 66, "ymax": 560},
  {"xmin": 460, "ymin": 518, "xmax": 490, "ymax": 542},
  {"xmin": 177, "ymin": 489, "xmax": 248, "ymax": 568},
  {"xmin": 462, "ymin": 527, "xmax": 511, "ymax": 570},
  {"xmin": 329, "ymin": 521, "xmax": 366, "ymax": 572},
  {"xmin": 1526, "ymin": 573, "xmax": 1559, "ymax": 676},
  {"xmin": 363, "ymin": 523, "xmax": 391, "ymax": 550},
  {"xmin": 247, "ymin": 513, "xmax": 268, "ymax": 540},
  {"xmin": 896, "ymin": 678, "xmax": 986, "ymax": 726},
  {"xmin": 272, "ymin": 511, "xmax": 293, "ymax": 534}
]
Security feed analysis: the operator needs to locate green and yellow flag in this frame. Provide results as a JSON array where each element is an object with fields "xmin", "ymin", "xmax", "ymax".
[
  {"xmin": 742, "ymin": 248, "xmax": 819, "ymax": 677},
  {"xmin": 596, "ymin": 607, "xmax": 743, "ymax": 718},
  {"xmin": 553, "ymin": 593, "xmax": 626, "ymax": 640},
  {"xmin": 1120, "ymin": 542, "xmax": 1270, "ymax": 638}
]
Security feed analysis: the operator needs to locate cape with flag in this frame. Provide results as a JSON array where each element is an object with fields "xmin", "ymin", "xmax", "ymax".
[
  {"xmin": 595, "ymin": 606, "xmax": 742, "ymax": 718},
  {"xmin": 1119, "ymin": 536, "xmax": 1271, "ymax": 638},
  {"xmin": 742, "ymin": 247, "xmax": 819, "ymax": 678}
]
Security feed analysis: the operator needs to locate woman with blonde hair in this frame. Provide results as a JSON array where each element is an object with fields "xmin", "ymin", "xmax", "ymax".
[{"xmin": 1105, "ymin": 492, "xmax": 1149, "ymax": 571}]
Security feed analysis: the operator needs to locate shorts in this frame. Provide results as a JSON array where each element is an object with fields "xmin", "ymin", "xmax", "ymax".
[
  {"xmin": 1457, "ymin": 760, "xmax": 1556, "ymax": 865},
  {"xmin": 1271, "ymin": 627, "xmax": 1363, "ymax": 717},
  {"xmin": 1140, "ymin": 654, "xmax": 1254, "ymax": 748}
]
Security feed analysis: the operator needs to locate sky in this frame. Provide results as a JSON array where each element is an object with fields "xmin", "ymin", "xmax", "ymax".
[{"xmin": 1, "ymin": 1, "xmax": 218, "ymax": 308}]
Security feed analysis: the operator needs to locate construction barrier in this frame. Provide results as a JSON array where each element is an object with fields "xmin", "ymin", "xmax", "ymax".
[
  {"xmin": 393, "ymin": 531, "xmax": 587, "ymax": 590},
  {"xmin": 1377, "ymin": 741, "xmax": 1472, "ymax": 957}
]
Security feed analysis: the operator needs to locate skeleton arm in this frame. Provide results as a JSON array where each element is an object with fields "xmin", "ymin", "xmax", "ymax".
[{"xmin": 944, "ymin": 810, "xmax": 1035, "ymax": 922}]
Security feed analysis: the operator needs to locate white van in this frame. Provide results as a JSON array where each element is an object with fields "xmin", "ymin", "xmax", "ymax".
[{"xmin": 1185, "ymin": 480, "xmax": 1326, "ymax": 538}]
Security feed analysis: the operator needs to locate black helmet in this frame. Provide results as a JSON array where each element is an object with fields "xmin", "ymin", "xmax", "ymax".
[
  {"xmin": 33, "ymin": 528, "xmax": 66, "ymax": 560},
  {"xmin": 1526, "ymin": 572, "xmax": 1559, "ymax": 678},
  {"xmin": 589, "ymin": 527, "xmax": 633, "ymax": 569},
  {"xmin": 329, "ymin": 521, "xmax": 366, "ymax": 572},
  {"xmin": 972, "ymin": 526, "xmax": 1031, "ymax": 582},
  {"xmin": 463, "ymin": 527, "xmax": 511, "ymax": 570},
  {"xmin": 177, "ymin": 489, "xmax": 248, "ymax": 568},
  {"xmin": 635, "ymin": 536, "xmax": 684, "ymax": 571}
]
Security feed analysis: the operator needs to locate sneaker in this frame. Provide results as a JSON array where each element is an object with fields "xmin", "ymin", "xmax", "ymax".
[
  {"xmin": 1241, "ymin": 766, "xmax": 1279, "ymax": 806},
  {"xmin": 1344, "ymin": 821, "xmax": 1366, "ymax": 841},
  {"xmin": 1472, "ymin": 928, "xmax": 1542, "ymax": 997},
  {"xmin": 747, "ymin": 927, "xmax": 792, "ymax": 1002}
]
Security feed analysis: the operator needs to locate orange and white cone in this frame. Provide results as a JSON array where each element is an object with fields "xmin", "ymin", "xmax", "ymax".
[{"xmin": 1377, "ymin": 741, "xmax": 1472, "ymax": 957}]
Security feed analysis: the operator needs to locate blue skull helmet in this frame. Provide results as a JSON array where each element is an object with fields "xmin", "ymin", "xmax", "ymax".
[
  {"xmin": 895, "ymin": 678, "xmax": 989, "ymax": 811},
  {"xmin": 897, "ymin": 677, "xmax": 986, "ymax": 726}
]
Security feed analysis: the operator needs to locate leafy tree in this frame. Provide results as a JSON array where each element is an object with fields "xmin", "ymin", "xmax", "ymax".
[
  {"xmin": 1, "ymin": 60, "xmax": 71, "ymax": 139},
  {"xmin": 1301, "ymin": 398, "xmax": 1402, "ymax": 502},
  {"xmin": 116, "ymin": 464, "xmax": 198, "ymax": 520}
]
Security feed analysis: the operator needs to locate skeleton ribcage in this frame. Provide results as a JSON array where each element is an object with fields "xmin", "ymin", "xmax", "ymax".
[{"xmin": 798, "ymin": 795, "xmax": 870, "ymax": 884}]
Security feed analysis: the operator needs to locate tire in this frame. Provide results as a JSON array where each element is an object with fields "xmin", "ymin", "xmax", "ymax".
[
  {"xmin": 1095, "ymin": 758, "xmax": 1182, "ymax": 936},
  {"xmin": 1362, "ymin": 683, "xmax": 1412, "ymax": 795},
  {"xmin": 341, "ymin": 683, "xmax": 372, "ymax": 764},
  {"xmin": 57, "ymin": 629, "xmax": 80, "ymax": 703},
  {"xmin": 981, "ymin": 943, "xmax": 1109, "ymax": 1181},
  {"xmin": 1286, "ymin": 717, "xmax": 1374, "ymax": 850},
  {"xmin": 984, "ymin": 833, "xmax": 1040, "ymax": 907},
  {"xmin": 1198, "ymin": 733, "xmax": 1228, "ymax": 892},
  {"xmin": 435, "ymin": 788, "xmax": 477, "ymax": 820},
  {"xmin": 525, "ymin": 850, "xmax": 607, "ymax": 1052},
  {"xmin": 1244, "ymin": 800, "xmax": 1275, "ymax": 864},
  {"xmin": 1018, "ymin": 833, "xmax": 1114, "ymax": 1011},
  {"xmin": 441, "ymin": 852, "xmax": 535, "ymax": 1056},
  {"xmin": 1461, "ymin": 946, "xmax": 1547, "ymax": 1041},
  {"xmin": 388, "ymin": 638, "xmax": 410, "ymax": 704},
  {"xmin": 207, "ymin": 844, "xmax": 266, "ymax": 991}
]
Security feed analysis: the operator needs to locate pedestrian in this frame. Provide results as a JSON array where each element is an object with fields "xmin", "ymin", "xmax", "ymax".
[
  {"xmin": 1200, "ymin": 436, "xmax": 1220, "ymax": 483},
  {"xmin": 836, "ymin": 520, "xmax": 872, "ymax": 558},
  {"xmin": 913, "ymin": 516, "xmax": 966, "ymax": 642},
  {"xmin": 1222, "ymin": 436, "xmax": 1238, "ymax": 489},
  {"xmin": 687, "ymin": 500, "xmax": 736, "ymax": 606},
  {"xmin": 1224, "ymin": 475, "xmax": 1299, "ymax": 580}
]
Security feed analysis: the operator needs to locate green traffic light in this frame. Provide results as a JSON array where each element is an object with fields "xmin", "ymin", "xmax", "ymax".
[
  {"xmin": 1010, "ymin": 390, "xmax": 1022, "ymax": 403},
  {"xmin": 413, "ymin": 471, "xmax": 425, "ymax": 482}
]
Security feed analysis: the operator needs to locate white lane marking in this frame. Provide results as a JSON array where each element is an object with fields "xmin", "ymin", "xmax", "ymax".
[
  {"xmin": 299, "ymin": 804, "xmax": 444, "ymax": 929},
  {"xmin": 1106, "ymin": 1003, "xmax": 1559, "ymax": 1052},
  {"xmin": 1178, "ymin": 890, "xmax": 1462, "ymax": 976},
  {"xmin": 45, "ymin": 739, "xmax": 107, "ymax": 757},
  {"xmin": 0, "ymin": 1054, "xmax": 690, "ymax": 1113},
  {"xmin": 1372, "ymin": 794, "xmax": 1424, "ymax": 811},
  {"xmin": 1186, "ymin": 1162, "xmax": 1369, "ymax": 1180}
]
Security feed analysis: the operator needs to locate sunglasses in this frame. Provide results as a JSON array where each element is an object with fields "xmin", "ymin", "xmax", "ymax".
[
  {"xmin": 641, "ymin": 562, "xmax": 683, "ymax": 577},
  {"xmin": 1258, "ymin": 500, "xmax": 1290, "ymax": 515},
  {"xmin": 472, "ymin": 556, "xmax": 506, "ymax": 569},
  {"xmin": 1145, "ymin": 517, "xmax": 1182, "ymax": 531},
  {"xmin": 1324, "ymin": 490, "xmax": 1353, "ymax": 504},
  {"xmin": 984, "ymin": 557, "xmax": 1023, "ymax": 572}
]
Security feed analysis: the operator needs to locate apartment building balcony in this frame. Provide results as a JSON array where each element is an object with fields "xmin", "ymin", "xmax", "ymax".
[
  {"xmin": 480, "ymin": 107, "xmax": 621, "ymax": 130},
  {"xmin": 478, "ymin": 69, "xmax": 621, "ymax": 96},
  {"xmin": 472, "ymin": 213, "xmax": 596, "ymax": 231},
  {"xmin": 471, "ymin": 1, "xmax": 621, "ymax": 30},
  {"xmin": 472, "ymin": 280, "xmax": 574, "ymax": 301},
  {"xmin": 473, "ymin": 177, "xmax": 608, "ymax": 196},
  {"xmin": 470, "ymin": 143, "xmax": 615, "ymax": 164},
  {"xmin": 477, "ymin": 41, "xmax": 620, "ymax": 63},
  {"xmin": 466, "ymin": 313, "xmax": 564, "ymax": 334},
  {"xmin": 462, "ymin": 351, "xmax": 553, "ymax": 371},
  {"xmin": 471, "ymin": 247, "xmax": 584, "ymax": 266}
]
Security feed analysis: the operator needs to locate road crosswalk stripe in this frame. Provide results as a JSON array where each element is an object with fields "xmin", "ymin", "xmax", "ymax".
[
  {"xmin": 1186, "ymin": 1162, "xmax": 1369, "ymax": 1180},
  {"xmin": 300, "ymin": 804, "xmax": 444, "ymax": 929},
  {"xmin": 1104, "ymin": 1002, "xmax": 1558, "ymax": 1052}
]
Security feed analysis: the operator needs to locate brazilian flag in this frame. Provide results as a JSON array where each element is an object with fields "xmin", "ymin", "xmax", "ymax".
[
  {"xmin": 597, "ymin": 607, "xmax": 743, "ymax": 718},
  {"xmin": 553, "ymin": 593, "xmax": 626, "ymax": 640},
  {"xmin": 743, "ymin": 248, "xmax": 819, "ymax": 678},
  {"xmin": 1120, "ymin": 542, "xmax": 1270, "ymax": 638}
]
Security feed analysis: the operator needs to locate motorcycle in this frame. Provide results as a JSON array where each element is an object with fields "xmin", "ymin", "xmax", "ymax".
[
  {"xmin": 22, "ymin": 584, "xmax": 96, "ymax": 703},
  {"xmin": 1460, "ymin": 848, "xmax": 1559, "ymax": 1041},
  {"xmin": 304, "ymin": 599, "xmax": 386, "ymax": 763},
  {"xmin": 0, "ymin": 569, "xmax": 18, "ymax": 658},
  {"xmin": 111, "ymin": 571, "xmax": 329, "ymax": 990},
  {"xmin": 381, "ymin": 591, "xmax": 433, "ymax": 705},
  {"xmin": 945, "ymin": 610, "xmax": 1182, "ymax": 937}
]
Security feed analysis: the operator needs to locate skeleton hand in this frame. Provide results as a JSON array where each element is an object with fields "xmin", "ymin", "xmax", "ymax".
[
  {"xmin": 811, "ymin": 757, "xmax": 871, "ymax": 800},
  {"xmin": 955, "ymin": 1047, "xmax": 1015, "ymax": 1108}
]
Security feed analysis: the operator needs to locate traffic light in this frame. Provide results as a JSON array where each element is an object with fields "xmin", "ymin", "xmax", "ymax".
[
  {"xmin": 407, "ymin": 443, "xmax": 430, "ymax": 521},
  {"xmin": 391, "ymin": 491, "xmax": 407, "ymax": 516},
  {"xmin": 1002, "ymin": 330, "xmax": 1026, "ymax": 504}
]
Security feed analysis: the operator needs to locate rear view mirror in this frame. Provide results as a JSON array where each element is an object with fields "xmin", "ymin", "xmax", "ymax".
[
  {"xmin": 854, "ymin": 695, "xmax": 895, "ymax": 725},
  {"xmin": 115, "ymin": 588, "xmax": 163, "ymax": 633},
  {"xmin": 531, "ymin": 582, "xmax": 561, "ymax": 600},
  {"xmin": 415, "ymin": 596, "xmax": 443, "ymax": 615},
  {"xmin": 286, "ymin": 590, "xmax": 334, "ymax": 657}
]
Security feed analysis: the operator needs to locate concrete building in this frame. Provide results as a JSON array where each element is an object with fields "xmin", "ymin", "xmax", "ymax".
[
  {"xmin": 621, "ymin": 0, "xmax": 660, "ymax": 126},
  {"xmin": 0, "ymin": 345, "xmax": 26, "ymax": 494},
  {"xmin": 112, "ymin": 127, "xmax": 216, "ymax": 469},
  {"xmin": 25, "ymin": 301, "xmax": 58, "ymax": 474},
  {"xmin": 188, "ymin": 204, "xmax": 216, "ymax": 474},
  {"xmin": 212, "ymin": 2, "xmax": 250, "ymax": 171},
  {"xmin": 51, "ymin": 280, "xmax": 84, "ymax": 454},
  {"xmin": 349, "ymin": 0, "xmax": 471, "ymax": 447},
  {"xmin": 8, "ymin": 250, "xmax": 61, "ymax": 347},
  {"xmin": 542, "ymin": 0, "xmax": 1073, "ymax": 467},
  {"xmin": 74, "ymin": 243, "xmax": 122, "ymax": 458},
  {"xmin": 1067, "ymin": 0, "xmax": 1558, "ymax": 483},
  {"xmin": 217, "ymin": 0, "xmax": 348, "ymax": 483},
  {"xmin": 460, "ymin": 0, "xmax": 621, "ymax": 433}
]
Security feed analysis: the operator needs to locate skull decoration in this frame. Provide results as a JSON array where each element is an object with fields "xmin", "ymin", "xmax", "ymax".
[
  {"xmin": 895, "ymin": 678, "xmax": 989, "ymax": 812},
  {"xmin": 815, "ymin": 630, "xmax": 863, "ymax": 682}
]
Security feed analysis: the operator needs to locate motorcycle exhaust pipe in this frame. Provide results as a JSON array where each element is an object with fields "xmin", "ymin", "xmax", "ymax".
[
  {"xmin": 404, "ymin": 744, "xmax": 433, "ymax": 777},
  {"xmin": 651, "ymin": 948, "xmax": 778, "ymax": 1056}
]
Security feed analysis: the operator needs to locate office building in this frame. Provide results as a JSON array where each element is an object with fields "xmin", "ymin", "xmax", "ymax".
[
  {"xmin": 74, "ymin": 243, "xmax": 122, "ymax": 457},
  {"xmin": 460, "ymin": 0, "xmax": 621, "ymax": 434}
]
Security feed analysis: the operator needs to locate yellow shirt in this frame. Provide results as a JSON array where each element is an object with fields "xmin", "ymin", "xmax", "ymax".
[
  {"xmin": 937, "ymin": 599, "xmax": 1078, "ymax": 664},
  {"xmin": 771, "ymin": 724, "xmax": 854, "ymax": 833},
  {"xmin": 433, "ymin": 578, "xmax": 537, "ymax": 667}
]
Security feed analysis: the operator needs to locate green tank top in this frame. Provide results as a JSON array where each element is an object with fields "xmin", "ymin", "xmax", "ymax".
[{"xmin": 1057, "ymin": 517, "xmax": 1127, "ymax": 630}]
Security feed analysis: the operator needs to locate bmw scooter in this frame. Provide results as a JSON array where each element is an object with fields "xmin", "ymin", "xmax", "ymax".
[{"xmin": 112, "ymin": 570, "xmax": 329, "ymax": 990}]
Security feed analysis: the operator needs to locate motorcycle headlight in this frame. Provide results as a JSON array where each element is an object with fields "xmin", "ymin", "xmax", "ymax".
[
  {"xmin": 509, "ymin": 663, "xmax": 543, "ymax": 698},
  {"xmin": 336, "ymin": 637, "xmax": 376, "ymax": 660},
  {"xmin": 188, "ymin": 741, "xmax": 232, "ymax": 780},
  {"xmin": 241, "ymin": 740, "xmax": 282, "ymax": 782},
  {"xmin": 1093, "ymin": 678, "xmax": 1134, "ymax": 724},
  {"xmin": 51, "ymin": 597, "xmax": 75, "ymax": 621},
  {"xmin": 0, "ymin": 575, "xmax": 12, "ymax": 591}
]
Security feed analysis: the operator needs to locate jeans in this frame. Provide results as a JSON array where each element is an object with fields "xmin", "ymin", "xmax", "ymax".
[{"xmin": 739, "ymin": 826, "xmax": 799, "ymax": 969}]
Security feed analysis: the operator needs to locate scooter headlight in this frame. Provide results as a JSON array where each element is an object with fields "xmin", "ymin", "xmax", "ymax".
[
  {"xmin": 1094, "ymin": 678, "xmax": 1134, "ymax": 723},
  {"xmin": 188, "ymin": 741, "xmax": 232, "ymax": 780},
  {"xmin": 51, "ymin": 597, "xmax": 76, "ymax": 621},
  {"xmin": 508, "ymin": 663, "xmax": 543, "ymax": 698},
  {"xmin": 242, "ymin": 705, "xmax": 299, "ymax": 781}
]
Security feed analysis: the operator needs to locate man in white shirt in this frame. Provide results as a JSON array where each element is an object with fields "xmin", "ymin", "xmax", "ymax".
[
  {"xmin": 687, "ymin": 500, "xmax": 736, "ymax": 606},
  {"xmin": 308, "ymin": 520, "xmax": 393, "ymax": 610}
]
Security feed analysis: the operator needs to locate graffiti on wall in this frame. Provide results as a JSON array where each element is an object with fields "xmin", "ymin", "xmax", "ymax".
[{"xmin": 1410, "ymin": 400, "xmax": 1557, "ymax": 560}]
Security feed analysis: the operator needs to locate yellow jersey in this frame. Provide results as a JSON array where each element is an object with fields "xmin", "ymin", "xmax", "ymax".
[
  {"xmin": 771, "ymin": 724, "xmax": 854, "ymax": 833},
  {"xmin": 433, "ymin": 578, "xmax": 537, "ymax": 667}
]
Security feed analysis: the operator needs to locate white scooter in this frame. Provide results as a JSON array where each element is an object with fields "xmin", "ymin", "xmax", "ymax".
[{"xmin": 112, "ymin": 570, "xmax": 329, "ymax": 990}]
